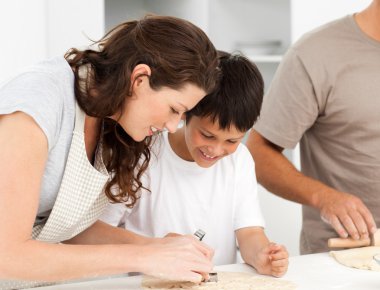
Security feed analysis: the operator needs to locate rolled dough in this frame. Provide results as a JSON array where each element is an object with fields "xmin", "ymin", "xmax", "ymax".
[
  {"xmin": 330, "ymin": 246, "xmax": 380, "ymax": 271},
  {"xmin": 142, "ymin": 271, "xmax": 297, "ymax": 289}
]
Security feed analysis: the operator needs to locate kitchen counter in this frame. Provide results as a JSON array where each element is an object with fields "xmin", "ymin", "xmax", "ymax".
[{"xmin": 28, "ymin": 253, "xmax": 380, "ymax": 289}]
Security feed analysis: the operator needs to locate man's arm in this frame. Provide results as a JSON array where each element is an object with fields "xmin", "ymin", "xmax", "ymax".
[{"xmin": 246, "ymin": 130, "xmax": 377, "ymax": 240}]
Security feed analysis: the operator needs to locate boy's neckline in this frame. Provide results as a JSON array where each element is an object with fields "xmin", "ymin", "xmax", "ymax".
[{"xmin": 167, "ymin": 128, "xmax": 195, "ymax": 162}]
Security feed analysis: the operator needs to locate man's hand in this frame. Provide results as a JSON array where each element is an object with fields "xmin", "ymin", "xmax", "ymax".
[{"xmin": 318, "ymin": 190, "xmax": 377, "ymax": 240}]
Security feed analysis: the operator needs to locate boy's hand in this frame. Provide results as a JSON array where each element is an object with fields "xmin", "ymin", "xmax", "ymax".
[{"xmin": 254, "ymin": 243, "xmax": 289, "ymax": 277}]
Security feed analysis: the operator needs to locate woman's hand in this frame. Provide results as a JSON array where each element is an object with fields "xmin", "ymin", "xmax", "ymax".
[
  {"xmin": 163, "ymin": 232, "xmax": 214, "ymax": 260},
  {"xmin": 139, "ymin": 236, "xmax": 214, "ymax": 283}
]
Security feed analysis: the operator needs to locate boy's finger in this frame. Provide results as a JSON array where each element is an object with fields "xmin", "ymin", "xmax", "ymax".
[
  {"xmin": 271, "ymin": 258, "xmax": 288, "ymax": 267},
  {"xmin": 270, "ymin": 250, "xmax": 288, "ymax": 261},
  {"xmin": 271, "ymin": 268, "xmax": 286, "ymax": 278}
]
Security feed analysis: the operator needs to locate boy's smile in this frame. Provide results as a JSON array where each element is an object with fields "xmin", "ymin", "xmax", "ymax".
[{"xmin": 198, "ymin": 148, "xmax": 218, "ymax": 160}]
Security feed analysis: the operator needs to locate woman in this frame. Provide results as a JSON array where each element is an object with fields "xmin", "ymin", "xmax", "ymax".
[{"xmin": 0, "ymin": 15, "xmax": 219, "ymax": 289}]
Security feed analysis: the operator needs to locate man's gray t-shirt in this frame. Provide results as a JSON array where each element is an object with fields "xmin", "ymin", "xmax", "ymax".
[
  {"xmin": 254, "ymin": 15, "xmax": 380, "ymax": 254},
  {"xmin": 0, "ymin": 57, "xmax": 76, "ymax": 224}
]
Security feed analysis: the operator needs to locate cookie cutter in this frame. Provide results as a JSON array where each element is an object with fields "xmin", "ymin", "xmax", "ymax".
[
  {"xmin": 193, "ymin": 229, "xmax": 218, "ymax": 283},
  {"xmin": 373, "ymin": 253, "xmax": 380, "ymax": 265}
]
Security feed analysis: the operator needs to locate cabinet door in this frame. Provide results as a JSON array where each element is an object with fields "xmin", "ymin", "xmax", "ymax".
[{"xmin": 105, "ymin": 0, "xmax": 209, "ymax": 33}]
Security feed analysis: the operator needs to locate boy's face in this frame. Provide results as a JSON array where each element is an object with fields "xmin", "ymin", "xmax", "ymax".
[{"xmin": 184, "ymin": 116, "xmax": 246, "ymax": 168}]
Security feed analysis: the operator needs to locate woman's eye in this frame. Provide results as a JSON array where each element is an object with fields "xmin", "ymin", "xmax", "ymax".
[
  {"xmin": 171, "ymin": 107, "xmax": 180, "ymax": 115},
  {"xmin": 227, "ymin": 140, "xmax": 238, "ymax": 144}
]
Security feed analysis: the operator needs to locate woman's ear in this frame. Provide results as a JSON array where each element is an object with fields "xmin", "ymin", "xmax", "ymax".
[{"xmin": 130, "ymin": 64, "xmax": 152, "ymax": 88}]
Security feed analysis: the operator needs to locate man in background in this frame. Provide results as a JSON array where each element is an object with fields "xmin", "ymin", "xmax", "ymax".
[{"xmin": 247, "ymin": 0, "xmax": 380, "ymax": 254}]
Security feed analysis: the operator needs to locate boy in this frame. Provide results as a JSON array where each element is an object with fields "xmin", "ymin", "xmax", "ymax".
[{"xmin": 101, "ymin": 52, "xmax": 289, "ymax": 277}]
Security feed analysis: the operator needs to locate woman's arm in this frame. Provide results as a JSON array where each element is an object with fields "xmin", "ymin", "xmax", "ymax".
[
  {"xmin": 0, "ymin": 112, "xmax": 212, "ymax": 283},
  {"xmin": 65, "ymin": 220, "xmax": 153, "ymax": 245}
]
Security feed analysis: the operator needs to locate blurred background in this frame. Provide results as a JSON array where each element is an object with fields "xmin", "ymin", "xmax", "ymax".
[{"xmin": 0, "ymin": 0, "xmax": 371, "ymax": 256}]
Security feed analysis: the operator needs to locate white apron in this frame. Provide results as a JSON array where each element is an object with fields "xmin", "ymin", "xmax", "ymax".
[{"xmin": 1, "ymin": 102, "xmax": 110, "ymax": 290}]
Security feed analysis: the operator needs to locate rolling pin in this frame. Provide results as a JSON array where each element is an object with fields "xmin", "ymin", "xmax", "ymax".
[{"xmin": 328, "ymin": 229, "xmax": 380, "ymax": 248}]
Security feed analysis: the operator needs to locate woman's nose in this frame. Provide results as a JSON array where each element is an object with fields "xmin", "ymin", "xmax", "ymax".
[{"xmin": 164, "ymin": 114, "xmax": 183, "ymax": 133}]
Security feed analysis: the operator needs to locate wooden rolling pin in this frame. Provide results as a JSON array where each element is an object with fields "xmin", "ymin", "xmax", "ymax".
[{"xmin": 328, "ymin": 229, "xmax": 380, "ymax": 248}]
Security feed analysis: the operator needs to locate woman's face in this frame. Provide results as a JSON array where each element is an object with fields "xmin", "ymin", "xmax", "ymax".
[{"xmin": 111, "ymin": 68, "xmax": 205, "ymax": 142}]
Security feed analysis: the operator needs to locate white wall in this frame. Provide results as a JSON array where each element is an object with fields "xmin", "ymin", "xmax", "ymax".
[
  {"xmin": 46, "ymin": 0, "xmax": 105, "ymax": 57},
  {"xmin": 0, "ymin": 0, "xmax": 47, "ymax": 81},
  {"xmin": 0, "ymin": 0, "xmax": 104, "ymax": 83},
  {"xmin": 291, "ymin": 0, "xmax": 372, "ymax": 42}
]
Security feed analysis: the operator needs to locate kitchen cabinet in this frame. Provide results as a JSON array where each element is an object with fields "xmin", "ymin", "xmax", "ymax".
[
  {"xmin": 103, "ymin": 0, "xmax": 371, "ymax": 90},
  {"xmin": 105, "ymin": 0, "xmax": 290, "ymax": 88}
]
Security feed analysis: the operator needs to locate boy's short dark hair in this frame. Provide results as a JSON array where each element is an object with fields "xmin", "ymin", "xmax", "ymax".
[{"xmin": 186, "ymin": 51, "xmax": 264, "ymax": 132}]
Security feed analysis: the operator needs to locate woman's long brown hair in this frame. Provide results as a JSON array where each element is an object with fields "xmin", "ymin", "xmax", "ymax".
[{"xmin": 65, "ymin": 15, "xmax": 219, "ymax": 207}]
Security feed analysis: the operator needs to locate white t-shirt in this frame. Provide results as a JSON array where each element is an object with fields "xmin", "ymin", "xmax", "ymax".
[
  {"xmin": 101, "ymin": 132, "xmax": 265, "ymax": 265},
  {"xmin": 0, "ymin": 57, "xmax": 76, "ymax": 223}
]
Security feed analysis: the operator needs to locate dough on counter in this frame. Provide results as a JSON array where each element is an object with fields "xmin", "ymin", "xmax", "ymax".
[
  {"xmin": 142, "ymin": 271, "xmax": 297, "ymax": 290},
  {"xmin": 330, "ymin": 246, "xmax": 380, "ymax": 271}
]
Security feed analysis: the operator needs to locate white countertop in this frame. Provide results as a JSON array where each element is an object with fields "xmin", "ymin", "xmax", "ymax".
[{"xmin": 29, "ymin": 253, "xmax": 380, "ymax": 289}]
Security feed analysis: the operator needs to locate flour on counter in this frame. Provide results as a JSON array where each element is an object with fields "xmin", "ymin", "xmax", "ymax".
[{"xmin": 142, "ymin": 272, "xmax": 297, "ymax": 290}]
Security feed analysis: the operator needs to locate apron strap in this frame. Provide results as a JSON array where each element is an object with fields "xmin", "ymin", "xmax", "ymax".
[{"xmin": 74, "ymin": 101, "xmax": 86, "ymax": 133}]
